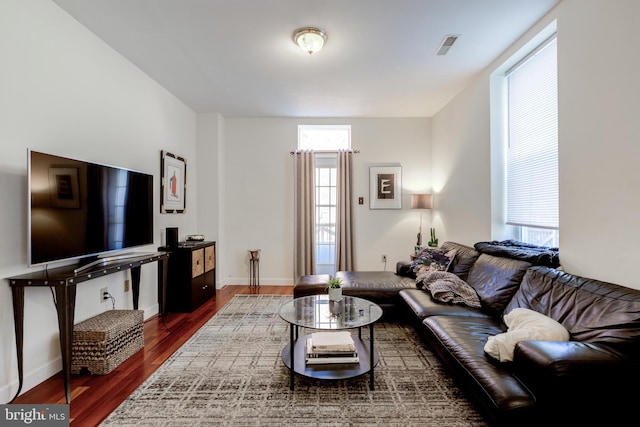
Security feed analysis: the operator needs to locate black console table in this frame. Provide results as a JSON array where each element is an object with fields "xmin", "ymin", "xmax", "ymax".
[{"xmin": 5, "ymin": 251, "xmax": 169, "ymax": 404}]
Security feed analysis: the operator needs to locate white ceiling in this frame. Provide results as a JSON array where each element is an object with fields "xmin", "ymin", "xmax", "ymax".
[{"xmin": 52, "ymin": 0, "xmax": 559, "ymax": 118}]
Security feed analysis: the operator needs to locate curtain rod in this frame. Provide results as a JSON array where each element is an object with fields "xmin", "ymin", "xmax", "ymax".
[{"xmin": 290, "ymin": 149, "xmax": 360, "ymax": 155}]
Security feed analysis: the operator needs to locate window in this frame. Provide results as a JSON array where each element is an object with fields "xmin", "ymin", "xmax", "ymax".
[
  {"xmin": 505, "ymin": 35, "xmax": 558, "ymax": 247},
  {"xmin": 298, "ymin": 125, "xmax": 351, "ymax": 274},
  {"xmin": 298, "ymin": 125, "xmax": 351, "ymax": 151},
  {"xmin": 315, "ymin": 156, "xmax": 337, "ymax": 274}
]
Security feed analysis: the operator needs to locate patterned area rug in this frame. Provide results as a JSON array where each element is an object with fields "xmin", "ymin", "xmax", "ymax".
[{"xmin": 101, "ymin": 295, "xmax": 488, "ymax": 426}]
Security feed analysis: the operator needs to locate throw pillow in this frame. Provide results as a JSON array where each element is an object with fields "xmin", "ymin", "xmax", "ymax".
[
  {"xmin": 484, "ymin": 308, "xmax": 570, "ymax": 362},
  {"xmin": 410, "ymin": 248, "xmax": 456, "ymax": 277}
]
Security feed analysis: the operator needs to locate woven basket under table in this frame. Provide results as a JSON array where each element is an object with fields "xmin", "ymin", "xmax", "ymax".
[{"xmin": 71, "ymin": 309, "xmax": 144, "ymax": 375}]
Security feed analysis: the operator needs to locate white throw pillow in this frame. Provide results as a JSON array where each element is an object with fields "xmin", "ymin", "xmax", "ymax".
[{"xmin": 484, "ymin": 308, "xmax": 570, "ymax": 362}]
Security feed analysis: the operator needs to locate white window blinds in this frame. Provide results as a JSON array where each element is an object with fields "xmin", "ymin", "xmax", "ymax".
[{"xmin": 506, "ymin": 36, "xmax": 558, "ymax": 230}]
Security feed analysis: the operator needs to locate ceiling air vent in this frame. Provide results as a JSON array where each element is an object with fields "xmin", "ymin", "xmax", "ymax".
[{"xmin": 435, "ymin": 34, "xmax": 460, "ymax": 56}]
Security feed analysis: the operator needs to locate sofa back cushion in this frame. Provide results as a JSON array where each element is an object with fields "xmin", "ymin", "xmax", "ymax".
[
  {"xmin": 505, "ymin": 266, "xmax": 640, "ymax": 345},
  {"xmin": 439, "ymin": 241, "xmax": 480, "ymax": 282},
  {"xmin": 466, "ymin": 254, "xmax": 531, "ymax": 317}
]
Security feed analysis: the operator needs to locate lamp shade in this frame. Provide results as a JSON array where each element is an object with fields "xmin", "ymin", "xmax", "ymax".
[
  {"xmin": 293, "ymin": 27, "xmax": 326, "ymax": 54},
  {"xmin": 411, "ymin": 194, "xmax": 432, "ymax": 209}
]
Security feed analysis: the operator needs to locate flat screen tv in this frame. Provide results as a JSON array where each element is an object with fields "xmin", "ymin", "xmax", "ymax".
[{"xmin": 28, "ymin": 149, "xmax": 154, "ymax": 268}]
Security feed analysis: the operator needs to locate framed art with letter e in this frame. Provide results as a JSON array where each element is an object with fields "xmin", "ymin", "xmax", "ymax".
[
  {"xmin": 161, "ymin": 150, "xmax": 186, "ymax": 213},
  {"xmin": 369, "ymin": 165, "xmax": 402, "ymax": 209}
]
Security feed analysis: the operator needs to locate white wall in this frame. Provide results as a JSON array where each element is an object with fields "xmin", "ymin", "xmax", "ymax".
[
  {"xmin": 556, "ymin": 0, "xmax": 640, "ymax": 287},
  {"xmin": 431, "ymin": 78, "xmax": 492, "ymax": 246},
  {"xmin": 0, "ymin": 0, "xmax": 198, "ymax": 401},
  {"xmin": 432, "ymin": 0, "xmax": 640, "ymax": 289},
  {"xmin": 221, "ymin": 117, "xmax": 431, "ymax": 285}
]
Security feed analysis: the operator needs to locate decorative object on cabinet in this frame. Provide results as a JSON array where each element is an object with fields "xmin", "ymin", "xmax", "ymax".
[
  {"xmin": 166, "ymin": 227, "xmax": 179, "ymax": 248},
  {"xmin": 161, "ymin": 241, "xmax": 215, "ymax": 312},
  {"xmin": 160, "ymin": 150, "xmax": 186, "ymax": 214},
  {"xmin": 411, "ymin": 194, "xmax": 432, "ymax": 246},
  {"xmin": 369, "ymin": 165, "xmax": 402, "ymax": 209}
]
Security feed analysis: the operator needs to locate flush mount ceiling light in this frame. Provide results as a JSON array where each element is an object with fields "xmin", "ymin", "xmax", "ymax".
[{"xmin": 293, "ymin": 27, "xmax": 327, "ymax": 55}]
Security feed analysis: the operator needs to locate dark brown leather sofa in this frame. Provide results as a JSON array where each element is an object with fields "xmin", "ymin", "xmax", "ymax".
[
  {"xmin": 294, "ymin": 241, "xmax": 640, "ymax": 425},
  {"xmin": 400, "ymin": 241, "xmax": 640, "ymax": 426}
]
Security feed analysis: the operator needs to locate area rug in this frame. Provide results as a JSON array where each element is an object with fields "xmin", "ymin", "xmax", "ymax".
[{"xmin": 101, "ymin": 295, "xmax": 488, "ymax": 426}]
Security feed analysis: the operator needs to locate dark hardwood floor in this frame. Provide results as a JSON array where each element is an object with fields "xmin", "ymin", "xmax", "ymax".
[{"xmin": 12, "ymin": 285, "xmax": 293, "ymax": 427}]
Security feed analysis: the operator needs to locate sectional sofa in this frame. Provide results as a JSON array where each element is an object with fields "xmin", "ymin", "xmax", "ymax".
[{"xmin": 293, "ymin": 241, "xmax": 640, "ymax": 426}]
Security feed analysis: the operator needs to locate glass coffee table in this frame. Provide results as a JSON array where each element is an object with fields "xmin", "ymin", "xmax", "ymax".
[{"xmin": 278, "ymin": 294, "xmax": 383, "ymax": 390}]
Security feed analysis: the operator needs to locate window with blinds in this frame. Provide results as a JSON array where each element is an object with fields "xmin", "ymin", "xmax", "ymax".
[{"xmin": 506, "ymin": 35, "xmax": 558, "ymax": 246}]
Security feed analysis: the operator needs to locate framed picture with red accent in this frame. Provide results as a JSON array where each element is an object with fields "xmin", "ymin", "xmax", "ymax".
[{"xmin": 160, "ymin": 150, "xmax": 186, "ymax": 213}]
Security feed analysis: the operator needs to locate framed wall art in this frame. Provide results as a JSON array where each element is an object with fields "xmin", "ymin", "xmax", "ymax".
[
  {"xmin": 160, "ymin": 150, "xmax": 186, "ymax": 213},
  {"xmin": 369, "ymin": 165, "xmax": 402, "ymax": 209}
]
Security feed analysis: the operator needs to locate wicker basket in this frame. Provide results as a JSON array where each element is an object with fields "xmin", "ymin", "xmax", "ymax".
[{"xmin": 71, "ymin": 310, "xmax": 144, "ymax": 375}]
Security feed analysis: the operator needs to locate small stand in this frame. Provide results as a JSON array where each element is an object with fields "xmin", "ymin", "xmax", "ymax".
[{"xmin": 249, "ymin": 249, "xmax": 260, "ymax": 288}]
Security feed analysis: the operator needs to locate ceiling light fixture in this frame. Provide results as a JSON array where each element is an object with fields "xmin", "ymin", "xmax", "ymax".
[{"xmin": 293, "ymin": 27, "xmax": 327, "ymax": 55}]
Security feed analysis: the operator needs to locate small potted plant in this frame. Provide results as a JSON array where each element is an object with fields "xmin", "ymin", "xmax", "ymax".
[
  {"xmin": 327, "ymin": 276, "xmax": 343, "ymax": 301},
  {"xmin": 428, "ymin": 227, "xmax": 439, "ymax": 247}
]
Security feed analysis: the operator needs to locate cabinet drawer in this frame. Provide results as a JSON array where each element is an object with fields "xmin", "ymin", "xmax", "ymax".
[
  {"xmin": 192, "ymin": 249, "xmax": 204, "ymax": 278},
  {"xmin": 205, "ymin": 245, "xmax": 215, "ymax": 272}
]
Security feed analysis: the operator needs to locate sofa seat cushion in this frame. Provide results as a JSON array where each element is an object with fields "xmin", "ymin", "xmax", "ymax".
[
  {"xmin": 293, "ymin": 274, "xmax": 332, "ymax": 298},
  {"xmin": 334, "ymin": 271, "xmax": 415, "ymax": 304},
  {"xmin": 399, "ymin": 288, "xmax": 491, "ymax": 321},
  {"xmin": 422, "ymin": 315, "xmax": 536, "ymax": 416},
  {"xmin": 294, "ymin": 272, "xmax": 415, "ymax": 319}
]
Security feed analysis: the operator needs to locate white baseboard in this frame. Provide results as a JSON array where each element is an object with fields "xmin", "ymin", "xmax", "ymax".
[
  {"xmin": 218, "ymin": 277, "xmax": 294, "ymax": 287},
  {"xmin": 0, "ymin": 357, "xmax": 61, "ymax": 404}
]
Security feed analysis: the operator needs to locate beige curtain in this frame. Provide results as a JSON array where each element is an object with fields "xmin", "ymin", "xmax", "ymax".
[
  {"xmin": 294, "ymin": 150, "xmax": 315, "ymax": 278},
  {"xmin": 335, "ymin": 149, "xmax": 354, "ymax": 271}
]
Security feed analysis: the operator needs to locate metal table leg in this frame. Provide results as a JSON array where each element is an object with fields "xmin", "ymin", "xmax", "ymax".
[
  {"xmin": 289, "ymin": 323, "xmax": 295, "ymax": 390},
  {"xmin": 369, "ymin": 323, "xmax": 375, "ymax": 390}
]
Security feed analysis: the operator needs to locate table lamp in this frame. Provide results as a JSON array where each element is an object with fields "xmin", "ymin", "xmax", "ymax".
[{"xmin": 411, "ymin": 194, "xmax": 432, "ymax": 246}]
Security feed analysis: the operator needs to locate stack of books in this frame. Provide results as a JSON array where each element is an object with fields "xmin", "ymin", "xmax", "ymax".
[{"xmin": 305, "ymin": 331, "xmax": 359, "ymax": 364}]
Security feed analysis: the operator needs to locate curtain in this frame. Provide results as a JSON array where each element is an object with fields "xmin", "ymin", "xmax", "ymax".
[
  {"xmin": 335, "ymin": 149, "xmax": 354, "ymax": 271},
  {"xmin": 294, "ymin": 150, "xmax": 315, "ymax": 278}
]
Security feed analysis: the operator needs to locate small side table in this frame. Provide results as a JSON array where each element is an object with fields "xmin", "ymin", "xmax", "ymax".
[{"xmin": 249, "ymin": 249, "xmax": 260, "ymax": 288}]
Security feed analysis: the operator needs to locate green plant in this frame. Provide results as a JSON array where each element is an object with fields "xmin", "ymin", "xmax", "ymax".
[
  {"xmin": 428, "ymin": 227, "xmax": 439, "ymax": 247},
  {"xmin": 327, "ymin": 276, "xmax": 343, "ymax": 288}
]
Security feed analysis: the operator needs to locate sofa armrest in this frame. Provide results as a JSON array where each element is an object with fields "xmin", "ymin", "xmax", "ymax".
[
  {"xmin": 513, "ymin": 340, "xmax": 638, "ymax": 378},
  {"xmin": 513, "ymin": 340, "xmax": 640, "ymax": 424},
  {"xmin": 396, "ymin": 261, "xmax": 415, "ymax": 278}
]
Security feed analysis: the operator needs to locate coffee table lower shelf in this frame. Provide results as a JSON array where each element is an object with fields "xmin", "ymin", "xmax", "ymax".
[{"xmin": 281, "ymin": 333, "xmax": 379, "ymax": 390}]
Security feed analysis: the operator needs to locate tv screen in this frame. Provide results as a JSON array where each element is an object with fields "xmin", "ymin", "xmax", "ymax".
[{"xmin": 28, "ymin": 150, "xmax": 154, "ymax": 267}]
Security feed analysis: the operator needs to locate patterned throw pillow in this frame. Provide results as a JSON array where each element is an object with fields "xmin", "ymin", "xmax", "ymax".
[{"xmin": 410, "ymin": 248, "xmax": 456, "ymax": 274}]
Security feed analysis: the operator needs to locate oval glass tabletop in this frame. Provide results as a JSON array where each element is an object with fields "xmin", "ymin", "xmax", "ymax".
[{"xmin": 279, "ymin": 294, "xmax": 383, "ymax": 330}]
